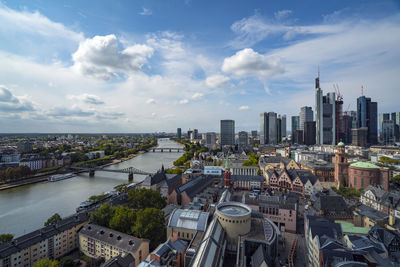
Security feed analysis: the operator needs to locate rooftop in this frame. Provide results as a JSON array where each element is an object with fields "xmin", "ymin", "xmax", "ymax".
[
  {"xmin": 79, "ymin": 223, "xmax": 146, "ymax": 253},
  {"xmin": 216, "ymin": 202, "xmax": 251, "ymax": 217},
  {"xmin": 167, "ymin": 209, "xmax": 209, "ymax": 231},
  {"xmin": 349, "ymin": 161, "xmax": 380, "ymax": 169}
]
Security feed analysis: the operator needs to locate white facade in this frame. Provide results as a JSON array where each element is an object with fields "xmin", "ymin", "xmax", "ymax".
[{"xmin": 19, "ymin": 159, "xmax": 42, "ymax": 170}]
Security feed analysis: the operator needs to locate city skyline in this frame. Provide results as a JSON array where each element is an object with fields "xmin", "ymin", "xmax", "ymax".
[{"xmin": 1, "ymin": 0, "xmax": 400, "ymax": 133}]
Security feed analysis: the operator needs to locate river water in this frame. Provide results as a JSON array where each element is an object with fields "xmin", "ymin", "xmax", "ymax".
[{"xmin": 0, "ymin": 138, "xmax": 183, "ymax": 237}]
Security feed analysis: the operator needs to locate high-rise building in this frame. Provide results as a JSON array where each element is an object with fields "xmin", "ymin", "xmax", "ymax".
[
  {"xmin": 276, "ymin": 115, "xmax": 282, "ymax": 143},
  {"xmin": 177, "ymin": 128, "xmax": 182, "ymax": 139},
  {"xmin": 238, "ymin": 131, "xmax": 248, "ymax": 146},
  {"xmin": 291, "ymin": 116, "xmax": 300, "ymax": 133},
  {"xmin": 192, "ymin": 129, "xmax": 199, "ymax": 140},
  {"xmin": 187, "ymin": 130, "xmax": 193, "ymax": 139},
  {"xmin": 379, "ymin": 113, "xmax": 390, "ymax": 133},
  {"xmin": 341, "ymin": 112, "xmax": 354, "ymax": 144},
  {"xmin": 206, "ymin": 132, "xmax": 217, "ymax": 147},
  {"xmin": 304, "ymin": 121, "xmax": 316, "ymax": 146},
  {"xmin": 220, "ymin": 120, "xmax": 235, "ymax": 147},
  {"xmin": 352, "ymin": 127, "xmax": 368, "ymax": 147},
  {"xmin": 260, "ymin": 112, "xmax": 277, "ymax": 145},
  {"xmin": 392, "ymin": 112, "xmax": 400, "ymax": 141},
  {"xmin": 251, "ymin": 130, "xmax": 257, "ymax": 138},
  {"xmin": 315, "ymin": 74, "xmax": 337, "ymax": 145},
  {"xmin": 292, "ymin": 130, "xmax": 304, "ymax": 144},
  {"xmin": 281, "ymin": 115, "xmax": 287, "ymax": 138},
  {"xmin": 299, "ymin": 107, "xmax": 313, "ymax": 131},
  {"xmin": 357, "ymin": 96, "xmax": 378, "ymax": 145},
  {"xmin": 315, "ymin": 75, "xmax": 323, "ymax": 145},
  {"xmin": 381, "ymin": 120, "xmax": 396, "ymax": 144}
]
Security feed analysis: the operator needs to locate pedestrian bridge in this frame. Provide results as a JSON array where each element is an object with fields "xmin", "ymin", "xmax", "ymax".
[{"xmin": 151, "ymin": 147, "xmax": 183, "ymax": 152}]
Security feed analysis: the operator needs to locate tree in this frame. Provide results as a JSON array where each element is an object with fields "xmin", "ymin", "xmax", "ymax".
[
  {"xmin": 131, "ymin": 208, "xmax": 166, "ymax": 250},
  {"xmin": 44, "ymin": 213, "xmax": 62, "ymax": 226},
  {"xmin": 0, "ymin": 233, "xmax": 13, "ymax": 244},
  {"xmin": 33, "ymin": 259, "xmax": 58, "ymax": 267},
  {"xmin": 59, "ymin": 256, "xmax": 74, "ymax": 267},
  {"xmin": 393, "ymin": 174, "xmax": 400, "ymax": 185},
  {"xmin": 127, "ymin": 188, "xmax": 166, "ymax": 210},
  {"xmin": 6, "ymin": 167, "xmax": 15, "ymax": 181},
  {"xmin": 90, "ymin": 203, "xmax": 115, "ymax": 227},
  {"xmin": 109, "ymin": 206, "xmax": 136, "ymax": 234}
]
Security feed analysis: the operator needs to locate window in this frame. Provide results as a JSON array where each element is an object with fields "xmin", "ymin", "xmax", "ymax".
[
  {"xmin": 354, "ymin": 177, "xmax": 357, "ymax": 186},
  {"xmin": 362, "ymin": 178, "xmax": 364, "ymax": 187}
]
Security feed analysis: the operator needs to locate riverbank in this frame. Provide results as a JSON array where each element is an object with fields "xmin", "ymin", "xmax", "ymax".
[{"xmin": 0, "ymin": 149, "xmax": 152, "ymax": 191}]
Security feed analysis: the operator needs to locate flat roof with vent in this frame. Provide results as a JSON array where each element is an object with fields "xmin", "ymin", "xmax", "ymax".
[
  {"xmin": 79, "ymin": 223, "xmax": 148, "ymax": 253},
  {"xmin": 168, "ymin": 209, "xmax": 209, "ymax": 231}
]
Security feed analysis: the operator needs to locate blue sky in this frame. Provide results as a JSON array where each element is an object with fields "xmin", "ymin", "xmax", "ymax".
[{"xmin": 0, "ymin": 0, "xmax": 399, "ymax": 133}]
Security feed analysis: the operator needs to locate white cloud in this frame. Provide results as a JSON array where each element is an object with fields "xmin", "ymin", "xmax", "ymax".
[
  {"xmin": 230, "ymin": 13, "xmax": 346, "ymax": 47},
  {"xmin": 222, "ymin": 48, "xmax": 284, "ymax": 78},
  {"xmin": 146, "ymin": 98, "xmax": 156, "ymax": 104},
  {"xmin": 68, "ymin": 93, "xmax": 105, "ymax": 105},
  {"xmin": 274, "ymin": 10, "xmax": 292, "ymax": 20},
  {"xmin": 139, "ymin": 7, "xmax": 152, "ymax": 16},
  {"xmin": 0, "ymin": 4, "xmax": 83, "ymax": 42},
  {"xmin": 239, "ymin": 105, "xmax": 249, "ymax": 110},
  {"xmin": 72, "ymin": 34, "xmax": 154, "ymax": 80},
  {"xmin": 205, "ymin": 75, "xmax": 233, "ymax": 88},
  {"xmin": 179, "ymin": 99, "xmax": 189, "ymax": 104},
  {"xmin": 0, "ymin": 86, "xmax": 35, "ymax": 112},
  {"xmin": 191, "ymin": 93, "xmax": 204, "ymax": 100}
]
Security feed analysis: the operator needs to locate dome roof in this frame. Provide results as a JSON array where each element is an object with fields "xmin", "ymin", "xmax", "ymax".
[{"xmin": 338, "ymin": 142, "xmax": 345, "ymax": 147}]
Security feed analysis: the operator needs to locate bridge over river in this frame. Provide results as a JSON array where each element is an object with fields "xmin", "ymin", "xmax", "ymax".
[{"xmin": 70, "ymin": 166, "xmax": 153, "ymax": 181}]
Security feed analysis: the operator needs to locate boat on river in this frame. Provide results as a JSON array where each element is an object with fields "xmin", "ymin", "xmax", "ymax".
[{"xmin": 48, "ymin": 173, "xmax": 76, "ymax": 182}]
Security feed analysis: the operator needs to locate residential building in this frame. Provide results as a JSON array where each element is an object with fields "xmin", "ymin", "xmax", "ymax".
[
  {"xmin": 269, "ymin": 169, "xmax": 322, "ymax": 196},
  {"xmin": 0, "ymin": 213, "xmax": 89, "ymax": 267},
  {"xmin": 300, "ymin": 159, "xmax": 334, "ymax": 182},
  {"xmin": 79, "ymin": 223, "xmax": 149, "ymax": 266},
  {"xmin": 357, "ymin": 95, "xmax": 378, "ymax": 145},
  {"xmin": 368, "ymin": 225, "xmax": 400, "ymax": 256},
  {"xmin": 17, "ymin": 142, "xmax": 33, "ymax": 153},
  {"xmin": 231, "ymin": 175, "xmax": 264, "ymax": 190},
  {"xmin": 299, "ymin": 106, "xmax": 313, "ymax": 131},
  {"xmin": 244, "ymin": 194, "xmax": 297, "ymax": 233},
  {"xmin": 220, "ymin": 120, "xmax": 235, "ymax": 147},
  {"xmin": 304, "ymin": 215, "xmax": 343, "ymax": 267},
  {"xmin": 168, "ymin": 175, "xmax": 214, "ymax": 207},
  {"xmin": 139, "ymin": 169, "xmax": 181, "ymax": 199},
  {"xmin": 238, "ymin": 131, "xmax": 248, "ymax": 146},
  {"xmin": 312, "ymin": 195, "xmax": 351, "ymax": 219},
  {"xmin": 205, "ymin": 132, "xmax": 216, "ymax": 148}
]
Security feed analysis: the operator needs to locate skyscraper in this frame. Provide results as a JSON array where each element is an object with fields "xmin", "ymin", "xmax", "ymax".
[
  {"xmin": 281, "ymin": 115, "xmax": 287, "ymax": 139},
  {"xmin": 260, "ymin": 112, "xmax": 277, "ymax": 145},
  {"xmin": 220, "ymin": 120, "xmax": 235, "ymax": 147},
  {"xmin": 206, "ymin": 132, "xmax": 217, "ymax": 147},
  {"xmin": 291, "ymin": 116, "xmax": 300, "ymax": 133},
  {"xmin": 315, "ymin": 75, "xmax": 323, "ymax": 145},
  {"xmin": 304, "ymin": 121, "xmax": 316, "ymax": 145},
  {"xmin": 315, "ymin": 74, "xmax": 337, "ymax": 145},
  {"xmin": 276, "ymin": 115, "xmax": 282, "ymax": 143},
  {"xmin": 357, "ymin": 96, "xmax": 378, "ymax": 145},
  {"xmin": 177, "ymin": 128, "xmax": 181, "ymax": 139},
  {"xmin": 299, "ymin": 106, "xmax": 313, "ymax": 131}
]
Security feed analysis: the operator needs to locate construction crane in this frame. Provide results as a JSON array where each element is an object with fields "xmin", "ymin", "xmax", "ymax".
[{"xmin": 333, "ymin": 84, "xmax": 343, "ymax": 143}]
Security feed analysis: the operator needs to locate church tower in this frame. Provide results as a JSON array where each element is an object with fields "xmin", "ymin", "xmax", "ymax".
[
  {"xmin": 224, "ymin": 156, "xmax": 231, "ymax": 188},
  {"xmin": 334, "ymin": 142, "xmax": 348, "ymax": 188}
]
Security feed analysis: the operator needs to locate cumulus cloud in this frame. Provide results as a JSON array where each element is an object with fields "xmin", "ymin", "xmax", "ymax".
[
  {"xmin": 68, "ymin": 93, "xmax": 105, "ymax": 105},
  {"xmin": 205, "ymin": 74, "xmax": 233, "ymax": 88},
  {"xmin": 146, "ymin": 98, "xmax": 156, "ymax": 104},
  {"xmin": 222, "ymin": 48, "xmax": 284, "ymax": 78},
  {"xmin": 239, "ymin": 105, "xmax": 249, "ymax": 110},
  {"xmin": 0, "ymin": 86, "xmax": 35, "ymax": 112},
  {"xmin": 139, "ymin": 8, "xmax": 152, "ymax": 16},
  {"xmin": 179, "ymin": 99, "xmax": 189, "ymax": 104},
  {"xmin": 72, "ymin": 34, "xmax": 154, "ymax": 80},
  {"xmin": 191, "ymin": 93, "xmax": 204, "ymax": 100}
]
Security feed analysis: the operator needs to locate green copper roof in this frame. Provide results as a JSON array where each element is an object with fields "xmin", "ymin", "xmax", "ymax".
[
  {"xmin": 338, "ymin": 141, "xmax": 345, "ymax": 147},
  {"xmin": 225, "ymin": 156, "xmax": 230, "ymax": 169},
  {"xmin": 336, "ymin": 220, "xmax": 369, "ymax": 234},
  {"xmin": 349, "ymin": 161, "xmax": 380, "ymax": 169}
]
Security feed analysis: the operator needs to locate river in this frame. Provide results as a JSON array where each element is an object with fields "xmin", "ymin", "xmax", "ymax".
[{"xmin": 0, "ymin": 138, "xmax": 183, "ymax": 237}]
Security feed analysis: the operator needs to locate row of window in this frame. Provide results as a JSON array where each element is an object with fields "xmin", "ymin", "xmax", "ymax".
[{"xmin": 217, "ymin": 215, "xmax": 249, "ymax": 224}]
